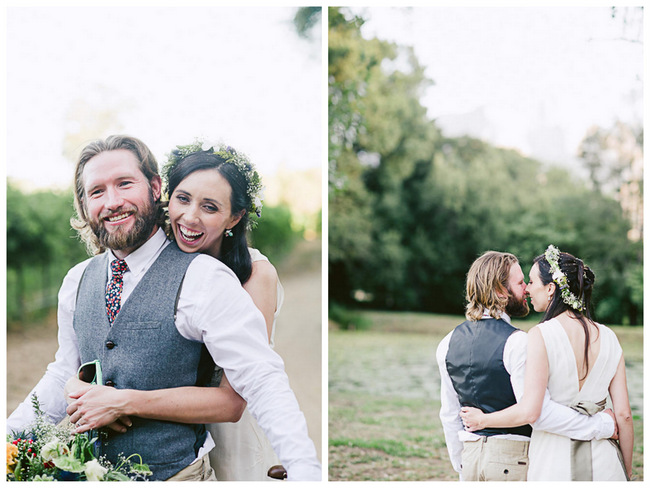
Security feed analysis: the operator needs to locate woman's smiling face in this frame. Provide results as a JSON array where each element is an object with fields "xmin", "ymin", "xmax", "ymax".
[{"xmin": 168, "ymin": 168, "xmax": 242, "ymax": 258}]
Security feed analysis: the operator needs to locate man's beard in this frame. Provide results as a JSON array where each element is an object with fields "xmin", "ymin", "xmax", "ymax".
[
  {"xmin": 505, "ymin": 288, "xmax": 529, "ymax": 318},
  {"xmin": 88, "ymin": 195, "xmax": 159, "ymax": 252}
]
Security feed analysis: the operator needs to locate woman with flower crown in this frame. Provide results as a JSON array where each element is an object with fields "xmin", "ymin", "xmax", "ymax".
[
  {"xmin": 64, "ymin": 140, "xmax": 286, "ymax": 481},
  {"xmin": 161, "ymin": 140, "xmax": 284, "ymax": 481},
  {"xmin": 459, "ymin": 246, "xmax": 633, "ymax": 481}
]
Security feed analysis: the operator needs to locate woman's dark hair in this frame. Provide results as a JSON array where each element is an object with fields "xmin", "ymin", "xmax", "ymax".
[
  {"xmin": 534, "ymin": 251, "xmax": 597, "ymax": 380},
  {"xmin": 165, "ymin": 151, "xmax": 252, "ymax": 284}
]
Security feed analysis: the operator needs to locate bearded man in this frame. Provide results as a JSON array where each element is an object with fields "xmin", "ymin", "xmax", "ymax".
[
  {"xmin": 7, "ymin": 135, "xmax": 321, "ymax": 481},
  {"xmin": 436, "ymin": 251, "xmax": 615, "ymax": 481}
]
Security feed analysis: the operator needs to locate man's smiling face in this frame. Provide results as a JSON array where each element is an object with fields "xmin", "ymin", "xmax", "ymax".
[{"xmin": 82, "ymin": 149, "xmax": 161, "ymax": 258}]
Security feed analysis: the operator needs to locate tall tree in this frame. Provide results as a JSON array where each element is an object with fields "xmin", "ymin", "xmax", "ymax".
[{"xmin": 328, "ymin": 8, "xmax": 642, "ymax": 324}]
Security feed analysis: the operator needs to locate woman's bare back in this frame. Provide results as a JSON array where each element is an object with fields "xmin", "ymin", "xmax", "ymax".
[{"xmin": 555, "ymin": 311, "xmax": 601, "ymax": 391}]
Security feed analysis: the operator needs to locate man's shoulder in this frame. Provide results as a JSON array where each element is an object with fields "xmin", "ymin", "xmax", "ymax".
[
  {"xmin": 190, "ymin": 252, "xmax": 234, "ymax": 270},
  {"xmin": 452, "ymin": 317, "xmax": 509, "ymax": 331},
  {"xmin": 185, "ymin": 253, "xmax": 241, "ymax": 282},
  {"xmin": 436, "ymin": 328, "xmax": 458, "ymax": 360},
  {"xmin": 58, "ymin": 255, "xmax": 100, "ymax": 306},
  {"xmin": 506, "ymin": 328, "xmax": 528, "ymax": 346},
  {"xmin": 442, "ymin": 320, "xmax": 472, "ymax": 347},
  {"xmin": 451, "ymin": 317, "xmax": 523, "ymax": 342},
  {"xmin": 481, "ymin": 316, "xmax": 521, "ymax": 333},
  {"xmin": 64, "ymin": 255, "xmax": 100, "ymax": 284}
]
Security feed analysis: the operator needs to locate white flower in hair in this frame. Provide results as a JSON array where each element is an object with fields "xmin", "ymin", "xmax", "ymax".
[
  {"xmin": 545, "ymin": 244, "xmax": 585, "ymax": 312},
  {"xmin": 163, "ymin": 138, "xmax": 265, "ymax": 229}
]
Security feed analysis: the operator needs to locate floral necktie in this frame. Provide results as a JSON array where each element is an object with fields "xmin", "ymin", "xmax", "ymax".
[{"xmin": 106, "ymin": 259, "xmax": 128, "ymax": 325}]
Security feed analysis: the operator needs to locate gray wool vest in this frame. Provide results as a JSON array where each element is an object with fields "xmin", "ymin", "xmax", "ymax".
[{"xmin": 73, "ymin": 242, "xmax": 207, "ymax": 481}]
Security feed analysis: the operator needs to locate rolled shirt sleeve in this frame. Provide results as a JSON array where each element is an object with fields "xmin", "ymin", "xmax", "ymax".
[{"xmin": 176, "ymin": 255, "xmax": 321, "ymax": 481}]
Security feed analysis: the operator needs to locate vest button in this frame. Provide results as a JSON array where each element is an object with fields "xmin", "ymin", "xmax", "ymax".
[
  {"xmin": 105, "ymin": 380, "xmax": 115, "ymax": 387},
  {"xmin": 106, "ymin": 341, "xmax": 115, "ymax": 349}
]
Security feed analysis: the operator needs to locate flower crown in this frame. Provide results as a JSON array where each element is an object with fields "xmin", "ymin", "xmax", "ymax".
[
  {"xmin": 545, "ymin": 244, "xmax": 585, "ymax": 312},
  {"xmin": 162, "ymin": 139, "xmax": 264, "ymax": 229}
]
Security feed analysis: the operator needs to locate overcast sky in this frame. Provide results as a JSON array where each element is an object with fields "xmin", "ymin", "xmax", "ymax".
[
  {"xmin": 352, "ymin": 6, "xmax": 643, "ymax": 174},
  {"xmin": 4, "ymin": 6, "xmax": 643, "ymax": 190},
  {"xmin": 6, "ymin": 6, "xmax": 322, "ymax": 190}
]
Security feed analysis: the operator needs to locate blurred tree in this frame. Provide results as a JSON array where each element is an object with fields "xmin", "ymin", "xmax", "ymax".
[
  {"xmin": 264, "ymin": 166, "xmax": 321, "ymax": 239},
  {"xmin": 249, "ymin": 204, "xmax": 300, "ymax": 264},
  {"xmin": 7, "ymin": 182, "xmax": 87, "ymax": 322},
  {"xmin": 328, "ymin": 7, "xmax": 385, "ymax": 302},
  {"xmin": 578, "ymin": 126, "xmax": 609, "ymax": 194},
  {"xmin": 328, "ymin": 8, "xmax": 642, "ymax": 325},
  {"xmin": 329, "ymin": 7, "xmax": 384, "ymax": 191},
  {"xmin": 578, "ymin": 121, "xmax": 643, "ymax": 242},
  {"xmin": 293, "ymin": 7, "xmax": 321, "ymax": 39},
  {"xmin": 328, "ymin": 7, "xmax": 441, "ymax": 304},
  {"xmin": 7, "ymin": 183, "xmax": 44, "ymax": 317}
]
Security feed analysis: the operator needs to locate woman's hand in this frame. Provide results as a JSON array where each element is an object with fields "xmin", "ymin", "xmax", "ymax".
[
  {"xmin": 460, "ymin": 406, "xmax": 486, "ymax": 432},
  {"xmin": 64, "ymin": 376, "xmax": 88, "ymax": 405},
  {"xmin": 66, "ymin": 384, "xmax": 133, "ymax": 434}
]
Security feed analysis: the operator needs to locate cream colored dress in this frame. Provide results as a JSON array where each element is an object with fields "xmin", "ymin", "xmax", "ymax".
[
  {"xmin": 527, "ymin": 318, "xmax": 627, "ymax": 481},
  {"xmin": 207, "ymin": 248, "xmax": 284, "ymax": 481}
]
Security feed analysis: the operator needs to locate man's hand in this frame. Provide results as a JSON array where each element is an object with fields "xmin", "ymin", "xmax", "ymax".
[
  {"xmin": 603, "ymin": 408, "xmax": 619, "ymax": 440},
  {"xmin": 66, "ymin": 384, "xmax": 133, "ymax": 434}
]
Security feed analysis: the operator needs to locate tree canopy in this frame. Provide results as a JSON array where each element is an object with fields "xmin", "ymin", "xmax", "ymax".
[{"xmin": 328, "ymin": 7, "xmax": 642, "ymax": 325}]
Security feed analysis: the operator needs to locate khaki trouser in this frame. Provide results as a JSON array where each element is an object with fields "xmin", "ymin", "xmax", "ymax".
[
  {"xmin": 166, "ymin": 454, "xmax": 217, "ymax": 481},
  {"xmin": 461, "ymin": 436, "xmax": 529, "ymax": 481}
]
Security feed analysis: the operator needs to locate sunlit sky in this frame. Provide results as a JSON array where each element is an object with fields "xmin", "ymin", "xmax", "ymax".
[
  {"xmin": 6, "ymin": 6, "xmax": 322, "ymax": 191},
  {"xmin": 351, "ymin": 6, "xmax": 643, "ymax": 174}
]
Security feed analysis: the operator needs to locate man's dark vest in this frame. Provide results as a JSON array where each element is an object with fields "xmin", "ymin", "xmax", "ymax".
[
  {"xmin": 446, "ymin": 318, "xmax": 532, "ymax": 437},
  {"xmin": 73, "ymin": 243, "xmax": 208, "ymax": 480}
]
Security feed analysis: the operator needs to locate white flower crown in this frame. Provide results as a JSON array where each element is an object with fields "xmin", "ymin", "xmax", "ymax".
[
  {"xmin": 162, "ymin": 139, "xmax": 264, "ymax": 229},
  {"xmin": 545, "ymin": 244, "xmax": 585, "ymax": 312}
]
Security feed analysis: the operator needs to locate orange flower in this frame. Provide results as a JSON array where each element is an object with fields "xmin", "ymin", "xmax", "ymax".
[{"xmin": 6, "ymin": 442, "xmax": 19, "ymax": 473}]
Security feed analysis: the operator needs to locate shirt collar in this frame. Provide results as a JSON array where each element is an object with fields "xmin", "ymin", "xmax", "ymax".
[
  {"xmin": 107, "ymin": 228, "xmax": 170, "ymax": 278},
  {"xmin": 481, "ymin": 308, "xmax": 512, "ymax": 324}
]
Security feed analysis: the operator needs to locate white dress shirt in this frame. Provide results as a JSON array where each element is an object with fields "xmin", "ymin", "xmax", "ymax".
[
  {"xmin": 436, "ymin": 311, "xmax": 614, "ymax": 478},
  {"xmin": 7, "ymin": 229, "xmax": 321, "ymax": 481}
]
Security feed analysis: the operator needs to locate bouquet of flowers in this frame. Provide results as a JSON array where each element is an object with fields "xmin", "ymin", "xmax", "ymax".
[{"xmin": 6, "ymin": 395, "xmax": 151, "ymax": 481}]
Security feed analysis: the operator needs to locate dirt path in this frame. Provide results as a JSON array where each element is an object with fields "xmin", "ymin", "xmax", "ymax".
[
  {"xmin": 7, "ymin": 239, "xmax": 322, "ymax": 463},
  {"xmin": 7, "ymin": 312, "xmax": 60, "ymax": 415},
  {"xmin": 273, "ymin": 242, "xmax": 322, "ymax": 460}
]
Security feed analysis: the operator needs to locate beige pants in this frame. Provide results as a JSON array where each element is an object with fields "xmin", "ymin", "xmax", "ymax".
[
  {"xmin": 166, "ymin": 454, "xmax": 217, "ymax": 481},
  {"xmin": 461, "ymin": 436, "xmax": 529, "ymax": 481}
]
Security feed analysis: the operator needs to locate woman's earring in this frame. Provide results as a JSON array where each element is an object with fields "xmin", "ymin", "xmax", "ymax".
[
  {"xmin": 547, "ymin": 296, "xmax": 552, "ymax": 302},
  {"xmin": 225, "ymin": 229, "xmax": 233, "ymax": 237}
]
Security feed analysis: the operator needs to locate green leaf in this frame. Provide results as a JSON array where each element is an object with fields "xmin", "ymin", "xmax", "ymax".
[
  {"xmin": 52, "ymin": 455, "xmax": 86, "ymax": 473},
  {"xmin": 14, "ymin": 459, "xmax": 23, "ymax": 481},
  {"xmin": 104, "ymin": 471, "xmax": 131, "ymax": 481},
  {"xmin": 131, "ymin": 463, "xmax": 153, "ymax": 476}
]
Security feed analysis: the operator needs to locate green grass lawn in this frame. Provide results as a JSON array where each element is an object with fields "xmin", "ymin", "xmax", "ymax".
[{"xmin": 328, "ymin": 310, "xmax": 643, "ymax": 481}]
